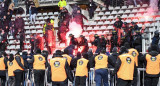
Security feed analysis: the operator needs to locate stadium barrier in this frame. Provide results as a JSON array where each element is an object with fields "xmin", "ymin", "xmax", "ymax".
[{"xmin": 4, "ymin": 68, "xmax": 160, "ymax": 86}]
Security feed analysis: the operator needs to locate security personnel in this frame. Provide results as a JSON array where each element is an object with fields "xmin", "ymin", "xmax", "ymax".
[
  {"xmin": 14, "ymin": 51, "xmax": 25, "ymax": 86},
  {"xmin": 75, "ymin": 53, "xmax": 90, "ymax": 86},
  {"xmin": 28, "ymin": 49, "xmax": 46, "ymax": 86},
  {"xmin": 124, "ymin": 42, "xmax": 139, "ymax": 86},
  {"xmin": 7, "ymin": 54, "xmax": 15, "ymax": 86},
  {"xmin": 93, "ymin": 49, "xmax": 114, "ymax": 86},
  {"xmin": 143, "ymin": 45, "xmax": 160, "ymax": 86},
  {"xmin": 62, "ymin": 49, "xmax": 72, "ymax": 66},
  {"xmin": 58, "ymin": 0, "xmax": 67, "ymax": 10},
  {"xmin": 0, "ymin": 52, "xmax": 7, "ymax": 86},
  {"xmin": 113, "ymin": 46, "xmax": 136, "ymax": 86},
  {"xmin": 48, "ymin": 50, "xmax": 73, "ymax": 86},
  {"xmin": 124, "ymin": 42, "xmax": 139, "ymax": 66}
]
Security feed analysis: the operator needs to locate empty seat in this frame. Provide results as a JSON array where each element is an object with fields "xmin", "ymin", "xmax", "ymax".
[
  {"xmin": 118, "ymin": 10, "xmax": 124, "ymax": 14},
  {"xmin": 97, "ymin": 21, "xmax": 104, "ymax": 25},
  {"xmin": 111, "ymin": 11, "xmax": 117, "ymax": 14},
  {"xmin": 128, "ymin": 5, "xmax": 134, "ymax": 9},
  {"xmin": 132, "ymin": 19, "xmax": 139, "ymax": 22},
  {"xmin": 145, "ymin": 23, "xmax": 151, "ymax": 27},
  {"xmin": 95, "ymin": 8, "xmax": 101, "ymax": 12},
  {"xmin": 115, "ymin": 6, "xmax": 120, "ymax": 10},
  {"xmin": 121, "ymin": 14, "xmax": 128, "ymax": 18},
  {"xmin": 124, "ymin": 10, "xmax": 131, "ymax": 13},
  {"xmin": 128, "ymin": 14, "xmax": 134, "ymax": 18},
  {"xmin": 139, "ymin": 8, "xmax": 145, "ymax": 12},
  {"xmin": 142, "ymin": 4, "xmax": 148, "ymax": 7},
  {"xmin": 109, "ymin": 6, "xmax": 114, "ymax": 10},
  {"xmin": 139, "ymin": 18, "xmax": 145, "ymax": 22},
  {"xmin": 32, "ymin": 30, "xmax": 36, "ymax": 33},
  {"xmin": 155, "ymin": 17, "xmax": 160, "ymax": 21},
  {"xmin": 131, "ymin": 9, "xmax": 138, "ymax": 13},
  {"xmin": 87, "ymin": 27, "xmax": 93, "ymax": 30},
  {"xmin": 121, "ymin": 6, "xmax": 127, "ymax": 9},
  {"xmin": 95, "ymin": 17, "xmax": 100, "ymax": 21},
  {"xmin": 105, "ymin": 12, "xmax": 110, "ymax": 15},
  {"xmin": 125, "ymin": 19, "xmax": 132, "ymax": 23},
  {"xmin": 101, "ymin": 16, "xmax": 107, "ymax": 20},
  {"xmin": 54, "ymin": 12, "xmax": 59, "ymax": 15},
  {"xmin": 137, "ymin": 24, "xmax": 142, "ymax": 27},
  {"xmin": 93, "ymin": 26, "xmax": 99, "ymax": 30},
  {"xmin": 43, "ymin": 13, "xmax": 48, "ymax": 16},
  {"xmin": 48, "ymin": 12, "xmax": 53, "ymax": 15},
  {"xmin": 98, "ymin": 12, "xmax": 104, "ymax": 16},
  {"xmin": 96, "ymin": 31, "xmax": 103, "ymax": 35},
  {"xmin": 100, "ymin": 26, "xmax": 106, "ymax": 30},
  {"xmin": 107, "ymin": 26, "xmax": 114, "ymax": 29},
  {"xmin": 107, "ymin": 16, "xmax": 114, "ymax": 19},
  {"xmin": 104, "ymin": 21, "xmax": 110, "ymax": 25}
]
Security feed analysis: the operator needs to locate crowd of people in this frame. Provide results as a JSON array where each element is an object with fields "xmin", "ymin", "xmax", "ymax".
[{"xmin": 0, "ymin": 0, "xmax": 160, "ymax": 86}]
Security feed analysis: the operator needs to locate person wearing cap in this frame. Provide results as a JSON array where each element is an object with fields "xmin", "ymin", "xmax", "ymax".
[
  {"xmin": 75, "ymin": 53, "xmax": 90, "ymax": 86},
  {"xmin": 112, "ymin": 46, "xmax": 136, "ymax": 86},
  {"xmin": 28, "ymin": 49, "xmax": 47, "ymax": 86},
  {"xmin": 110, "ymin": 29, "xmax": 118, "ymax": 52},
  {"xmin": 13, "ymin": 50, "xmax": 26, "ymax": 86},
  {"xmin": 47, "ymin": 50, "xmax": 73, "ymax": 86},
  {"xmin": 151, "ymin": 30, "xmax": 159, "ymax": 46},
  {"xmin": 0, "ymin": 52, "xmax": 7, "ymax": 86},
  {"xmin": 92, "ymin": 34, "xmax": 101, "ymax": 54},
  {"xmin": 78, "ymin": 35, "xmax": 89, "ymax": 53},
  {"xmin": 93, "ymin": 49, "xmax": 114, "ymax": 86},
  {"xmin": 58, "ymin": 0, "xmax": 67, "ymax": 10},
  {"xmin": 100, "ymin": 35, "xmax": 107, "ymax": 50},
  {"xmin": 141, "ymin": 45, "xmax": 160, "ymax": 86}
]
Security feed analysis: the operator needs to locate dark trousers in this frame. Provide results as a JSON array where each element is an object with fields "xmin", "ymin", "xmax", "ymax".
[
  {"xmin": 20, "ymin": 41, "xmax": 24, "ymax": 50},
  {"xmin": 75, "ymin": 76, "xmax": 86, "ymax": 86},
  {"xmin": 8, "ymin": 76, "xmax": 15, "ymax": 86},
  {"xmin": 117, "ymin": 78, "xmax": 132, "ymax": 86},
  {"xmin": 95, "ymin": 69, "xmax": 108, "ymax": 86},
  {"xmin": 144, "ymin": 76, "xmax": 159, "ymax": 86},
  {"xmin": 52, "ymin": 80, "xmax": 68, "ymax": 86},
  {"xmin": 131, "ymin": 70, "xmax": 137, "ymax": 86},
  {"xmin": 34, "ymin": 70, "xmax": 45, "ymax": 86},
  {"xmin": 14, "ymin": 70, "xmax": 24, "ymax": 86},
  {"xmin": 0, "ymin": 76, "xmax": 6, "ymax": 86},
  {"xmin": 89, "ymin": 8, "xmax": 94, "ymax": 19}
]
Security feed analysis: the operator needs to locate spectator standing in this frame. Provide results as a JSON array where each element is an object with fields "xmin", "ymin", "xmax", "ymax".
[
  {"xmin": 25, "ymin": 0, "xmax": 30, "ymax": 14},
  {"xmin": 0, "ymin": 30, "xmax": 7, "ymax": 52},
  {"xmin": 87, "ymin": 0, "xmax": 97, "ymax": 19},
  {"xmin": 8, "ymin": 1, "xmax": 14, "ymax": 15},
  {"xmin": 58, "ymin": 0, "xmax": 67, "ymax": 10},
  {"xmin": 30, "ymin": 1, "xmax": 36, "ymax": 24}
]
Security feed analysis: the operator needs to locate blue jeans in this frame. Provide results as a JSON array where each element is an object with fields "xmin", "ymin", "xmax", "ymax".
[{"xmin": 95, "ymin": 69, "xmax": 109, "ymax": 86}]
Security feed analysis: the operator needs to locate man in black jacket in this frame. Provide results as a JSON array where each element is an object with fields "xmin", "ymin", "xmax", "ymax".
[
  {"xmin": 78, "ymin": 35, "xmax": 89, "ymax": 53},
  {"xmin": 47, "ymin": 50, "xmax": 73, "ymax": 86},
  {"xmin": 87, "ymin": 0, "xmax": 97, "ymax": 19},
  {"xmin": 113, "ymin": 46, "xmax": 137, "ymax": 86},
  {"xmin": 92, "ymin": 34, "xmax": 101, "ymax": 54},
  {"xmin": 0, "ymin": 29, "xmax": 7, "ymax": 52},
  {"xmin": 141, "ymin": 45, "xmax": 160, "ymax": 86},
  {"xmin": 14, "ymin": 50, "xmax": 26, "ymax": 86}
]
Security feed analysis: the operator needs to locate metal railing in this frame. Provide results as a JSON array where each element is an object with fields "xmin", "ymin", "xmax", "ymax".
[{"xmin": 3, "ymin": 68, "xmax": 160, "ymax": 86}]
